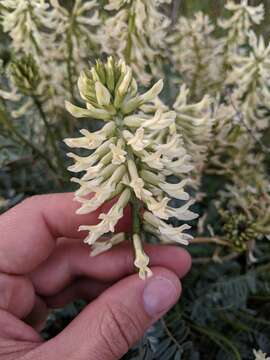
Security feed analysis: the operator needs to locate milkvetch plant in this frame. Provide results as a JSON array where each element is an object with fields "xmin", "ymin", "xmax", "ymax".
[
  {"xmin": 1, "ymin": 0, "xmax": 270, "ymax": 358},
  {"xmin": 100, "ymin": 0, "xmax": 171, "ymax": 85},
  {"xmin": 64, "ymin": 57, "xmax": 197, "ymax": 279}
]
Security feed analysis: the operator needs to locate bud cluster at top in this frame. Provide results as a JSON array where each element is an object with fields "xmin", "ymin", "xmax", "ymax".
[{"xmin": 65, "ymin": 57, "xmax": 163, "ymax": 120}]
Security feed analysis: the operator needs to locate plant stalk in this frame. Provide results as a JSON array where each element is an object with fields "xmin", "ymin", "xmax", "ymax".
[
  {"xmin": 33, "ymin": 96, "xmax": 66, "ymax": 176},
  {"xmin": 0, "ymin": 106, "xmax": 57, "ymax": 173}
]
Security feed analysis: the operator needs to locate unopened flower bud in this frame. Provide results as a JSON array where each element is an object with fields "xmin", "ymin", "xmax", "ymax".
[{"xmin": 95, "ymin": 81, "xmax": 111, "ymax": 106}]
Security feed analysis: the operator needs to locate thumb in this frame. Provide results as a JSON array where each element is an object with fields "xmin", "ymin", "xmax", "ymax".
[{"xmin": 35, "ymin": 267, "xmax": 181, "ymax": 360}]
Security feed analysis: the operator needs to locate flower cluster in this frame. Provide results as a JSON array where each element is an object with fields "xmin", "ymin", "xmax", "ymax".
[
  {"xmin": 220, "ymin": 175, "xmax": 270, "ymax": 251},
  {"xmin": 0, "ymin": 0, "xmax": 101, "ymax": 111},
  {"xmin": 99, "ymin": 0, "xmax": 171, "ymax": 85},
  {"xmin": 48, "ymin": 0, "xmax": 101, "ymax": 91},
  {"xmin": 173, "ymin": 85, "xmax": 214, "ymax": 183},
  {"xmin": 168, "ymin": 11, "xmax": 217, "ymax": 97},
  {"xmin": 206, "ymin": 93, "xmax": 270, "ymax": 261},
  {"xmin": 218, "ymin": 0, "xmax": 264, "ymax": 49},
  {"xmin": 148, "ymin": 85, "xmax": 214, "ymax": 185},
  {"xmin": 0, "ymin": 0, "xmax": 53, "ymax": 57},
  {"xmin": 64, "ymin": 57, "xmax": 197, "ymax": 279},
  {"xmin": 227, "ymin": 31, "xmax": 270, "ymax": 131},
  {"xmin": 168, "ymin": 1, "xmax": 265, "ymax": 99}
]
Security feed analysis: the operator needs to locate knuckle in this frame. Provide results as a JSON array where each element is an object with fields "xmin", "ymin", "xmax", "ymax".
[
  {"xmin": 0, "ymin": 275, "xmax": 34, "ymax": 316},
  {"xmin": 21, "ymin": 195, "xmax": 42, "ymax": 208},
  {"xmin": 99, "ymin": 302, "xmax": 142, "ymax": 358}
]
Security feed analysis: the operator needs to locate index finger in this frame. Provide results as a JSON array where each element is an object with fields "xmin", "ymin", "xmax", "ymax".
[{"xmin": 0, "ymin": 193, "xmax": 131, "ymax": 274}]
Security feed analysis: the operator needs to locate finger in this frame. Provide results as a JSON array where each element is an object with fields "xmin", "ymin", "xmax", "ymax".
[
  {"xmin": 0, "ymin": 310, "xmax": 41, "ymax": 343},
  {"xmin": 0, "ymin": 274, "xmax": 35, "ymax": 319},
  {"xmin": 44, "ymin": 278, "xmax": 111, "ymax": 308},
  {"xmin": 26, "ymin": 267, "xmax": 181, "ymax": 360},
  {"xmin": 24, "ymin": 296, "xmax": 48, "ymax": 332},
  {"xmin": 0, "ymin": 193, "xmax": 131, "ymax": 274},
  {"xmin": 31, "ymin": 240, "xmax": 191, "ymax": 296}
]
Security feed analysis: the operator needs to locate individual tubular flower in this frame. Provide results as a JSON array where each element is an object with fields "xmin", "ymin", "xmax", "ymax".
[
  {"xmin": 167, "ymin": 12, "xmax": 217, "ymax": 97},
  {"xmin": 99, "ymin": 0, "xmax": 171, "ymax": 85},
  {"xmin": 64, "ymin": 57, "xmax": 197, "ymax": 279}
]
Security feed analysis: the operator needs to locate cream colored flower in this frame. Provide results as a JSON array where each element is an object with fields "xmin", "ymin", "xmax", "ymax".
[
  {"xmin": 79, "ymin": 188, "xmax": 130, "ymax": 245},
  {"xmin": 143, "ymin": 211, "xmax": 193, "ymax": 245},
  {"xmin": 91, "ymin": 233, "xmax": 126, "ymax": 257},
  {"xmin": 64, "ymin": 123, "xmax": 115, "ymax": 150},
  {"xmin": 160, "ymin": 180, "xmax": 190, "ymax": 201},
  {"xmin": 146, "ymin": 197, "xmax": 170, "ymax": 219},
  {"xmin": 110, "ymin": 140, "xmax": 127, "ymax": 165},
  {"xmin": 253, "ymin": 349, "xmax": 270, "ymax": 360},
  {"xmin": 219, "ymin": 1, "xmax": 264, "ymax": 40},
  {"xmin": 125, "ymin": 128, "xmax": 148, "ymax": 152},
  {"xmin": 133, "ymin": 234, "xmax": 152, "ymax": 279},
  {"xmin": 141, "ymin": 150, "xmax": 163, "ymax": 170},
  {"xmin": 141, "ymin": 109, "xmax": 176, "ymax": 130}
]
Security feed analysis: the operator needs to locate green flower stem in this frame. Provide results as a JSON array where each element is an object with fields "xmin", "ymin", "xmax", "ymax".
[
  {"xmin": 192, "ymin": 252, "xmax": 240, "ymax": 264},
  {"xmin": 249, "ymin": 295, "xmax": 270, "ymax": 302},
  {"xmin": 0, "ymin": 106, "xmax": 57, "ymax": 174},
  {"xmin": 218, "ymin": 312, "xmax": 250, "ymax": 332},
  {"xmin": 115, "ymin": 113, "xmax": 142, "ymax": 237},
  {"xmin": 67, "ymin": 30, "xmax": 75, "ymax": 102},
  {"xmin": 33, "ymin": 96, "xmax": 67, "ymax": 176},
  {"xmin": 124, "ymin": 128, "xmax": 144, "ymax": 257},
  {"xmin": 256, "ymin": 262, "xmax": 270, "ymax": 274},
  {"xmin": 189, "ymin": 24, "xmax": 203, "ymax": 98},
  {"xmin": 124, "ymin": 10, "xmax": 135, "ymax": 64},
  {"xmin": 26, "ymin": 0, "xmax": 42, "ymax": 56},
  {"xmin": 237, "ymin": 310, "xmax": 270, "ymax": 327},
  {"xmin": 191, "ymin": 237, "xmax": 233, "ymax": 247},
  {"xmin": 114, "ymin": 114, "xmax": 142, "ymax": 251},
  {"xmin": 131, "ymin": 192, "xmax": 142, "ymax": 235},
  {"xmin": 161, "ymin": 318, "xmax": 184, "ymax": 352}
]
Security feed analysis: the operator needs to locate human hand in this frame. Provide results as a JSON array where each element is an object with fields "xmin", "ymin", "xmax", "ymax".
[{"xmin": 0, "ymin": 193, "xmax": 191, "ymax": 360}]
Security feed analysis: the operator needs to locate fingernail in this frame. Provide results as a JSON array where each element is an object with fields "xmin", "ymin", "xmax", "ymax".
[{"xmin": 143, "ymin": 276, "xmax": 179, "ymax": 317}]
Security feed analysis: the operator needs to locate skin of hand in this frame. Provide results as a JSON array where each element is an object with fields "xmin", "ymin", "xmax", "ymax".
[{"xmin": 0, "ymin": 193, "xmax": 191, "ymax": 360}]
